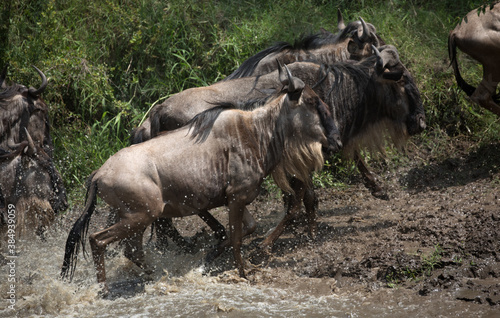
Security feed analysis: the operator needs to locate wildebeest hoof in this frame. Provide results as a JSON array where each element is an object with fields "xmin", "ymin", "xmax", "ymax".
[{"xmin": 97, "ymin": 283, "xmax": 110, "ymax": 299}]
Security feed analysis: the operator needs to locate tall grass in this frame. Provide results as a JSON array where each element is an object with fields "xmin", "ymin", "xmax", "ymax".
[{"xmin": 1, "ymin": 0, "xmax": 498, "ymax": 200}]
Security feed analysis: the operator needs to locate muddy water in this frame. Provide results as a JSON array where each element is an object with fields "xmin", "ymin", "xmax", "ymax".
[{"xmin": 1, "ymin": 221, "xmax": 497, "ymax": 318}]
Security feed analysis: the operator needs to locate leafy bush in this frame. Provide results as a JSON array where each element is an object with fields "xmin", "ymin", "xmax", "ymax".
[{"xmin": 1, "ymin": 0, "xmax": 498, "ymax": 200}]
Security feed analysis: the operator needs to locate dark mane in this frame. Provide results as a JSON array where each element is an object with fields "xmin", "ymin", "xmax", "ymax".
[
  {"xmin": 187, "ymin": 94, "xmax": 277, "ymax": 143},
  {"xmin": 326, "ymin": 56, "xmax": 376, "ymax": 135},
  {"xmin": 224, "ymin": 31, "xmax": 340, "ymax": 81},
  {"xmin": 293, "ymin": 30, "xmax": 341, "ymax": 50},
  {"xmin": 186, "ymin": 104, "xmax": 235, "ymax": 143},
  {"xmin": 224, "ymin": 42, "xmax": 292, "ymax": 80}
]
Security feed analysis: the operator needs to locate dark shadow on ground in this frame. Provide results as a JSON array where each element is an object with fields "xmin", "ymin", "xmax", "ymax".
[{"xmin": 401, "ymin": 142, "xmax": 500, "ymax": 193}]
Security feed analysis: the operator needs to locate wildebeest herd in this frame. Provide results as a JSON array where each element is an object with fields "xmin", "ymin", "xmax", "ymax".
[{"xmin": 1, "ymin": 6, "xmax": 498, "ymax": 297}]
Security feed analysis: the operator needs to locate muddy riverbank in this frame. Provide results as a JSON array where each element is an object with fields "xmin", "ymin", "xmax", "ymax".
[{"xmin": 1, "ymin": 135, "xmax": 499, "ymax": 317}]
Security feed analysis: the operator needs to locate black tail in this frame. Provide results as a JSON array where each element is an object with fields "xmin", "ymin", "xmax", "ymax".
[
  {"xmin": 60, "ymin": 172, "xmax": 98, "ymax": 281},
  {"xmin": 448, "ymin": 32, "xmax": 476, "ymax": 97}
]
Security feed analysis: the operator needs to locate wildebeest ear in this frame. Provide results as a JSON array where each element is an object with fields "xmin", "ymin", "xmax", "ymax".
[{"xmin": 372, "ymin": 45, "xmax": 403, "ymax": 80}]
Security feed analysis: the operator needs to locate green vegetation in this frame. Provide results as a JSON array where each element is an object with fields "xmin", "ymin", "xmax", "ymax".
[
  {"xmin": 386, "ymin": 245, "xmax": 444, "ymax": 287},
  {"xmin": 1, "ymin": 0, "xmax": 498, "ymax": 202}
]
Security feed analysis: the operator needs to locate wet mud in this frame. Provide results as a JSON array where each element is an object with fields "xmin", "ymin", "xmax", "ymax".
[
  {"xmin": 175, "ymin": 138, "xmax": 500, "ymax": 310},
  {"xmin": 1, "ymin": 137, "xmax": 499, "ymax": 317}
]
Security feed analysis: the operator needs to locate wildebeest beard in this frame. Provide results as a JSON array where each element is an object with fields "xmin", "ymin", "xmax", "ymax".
[{"xmin": 321, "ymin": 58, "xmax": 412, "ymax": 159}]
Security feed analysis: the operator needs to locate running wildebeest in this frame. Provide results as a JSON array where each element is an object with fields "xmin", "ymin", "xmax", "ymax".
[
  {"xmin": 61, "ymin": 67, "xmax": 341, "ymax": 295},
  {"xmin": 259, "ymin": 45, "xmax": 426, "ymax": 247},
  {"xmin": 0, "ymin": 65, "xmax": 67, "ymax": 236},
  {"xmin": 130, "ymin": 14, "xmax": 388, "ymax": 251},
  {"xmin": 448, "ymin": 3, "xmax": 500, "ymax": 116},
  {"xmin": 130, "ymin": 45, "xmax": 425, "ymax": 251},
  {"xmin": 0, "ymin": 129, "xmax": 67, "ymax": 237}
]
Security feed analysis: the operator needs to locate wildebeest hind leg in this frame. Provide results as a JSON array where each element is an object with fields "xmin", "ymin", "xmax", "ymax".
[
  {"xmin": 89, "ymin": 220, "xmax": 151, "ymax": 289},
  {"xmin": 471, "ymin": 80, "xmax": 500, "ymax": 117}
]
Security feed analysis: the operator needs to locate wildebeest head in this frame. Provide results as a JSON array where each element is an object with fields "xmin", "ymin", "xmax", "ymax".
[
  {"xmin": 372, "ymin": 45, "xmax": 426, "ymax": 137},
  {"xmin": 0, "ymin": 65, "xmax": 52, "ymax": 156},
  {"xmin": 331, "ymin": 44, "xmax": 426, "ymax": 155},
  {"xmin": 267, "ymin": 64, "xmax": 342, "ymax": 192},
  {"xmin": 0, "ymin": 66, "xmax": 67, "ymax": 237},
  {"xmin": 0, "ymin": 130, "xmax": 67, "ymax": 237},
  {"xmin": 334, "ymin": 15, "xmax": 382, "ymax": 61}
]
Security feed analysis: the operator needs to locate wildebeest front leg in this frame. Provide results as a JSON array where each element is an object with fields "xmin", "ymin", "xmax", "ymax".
[
  {"xmin": 204, "ymin": 207, "xmax": 255, "ymax": 264},
  {"xmin": 354, "ymin": 150, "xmax": 388, "ymax": 200},
  {"xmin": 259, "ymin": 178, "xmax": 307, "ymax": 249},
  {"xmin": 228, "ymin": 200, "xmax": 246, "ymax": 278},
  {"xmin": 303, "ymin": 183, "xmax": 318, "ymax": 238},
  {"xmin": 154, "ymin": 217, "xmax": 195, "ymax": 252}
]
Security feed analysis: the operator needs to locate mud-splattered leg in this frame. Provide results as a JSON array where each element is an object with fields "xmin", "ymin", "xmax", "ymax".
[{"xmin": 354, "ymin": 150, "xmax": 389, "ymax": 200}]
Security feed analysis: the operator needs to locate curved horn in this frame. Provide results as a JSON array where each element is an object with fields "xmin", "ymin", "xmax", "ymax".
[
  {"xmin": 337, "ymin": 9, "xmax": 345, "ymax": 30},
  {"xmin": 358, "ymin": 17, "xmax": 372, "ymax": 42},
  {"xmin": 284, "ymin": 65, "xmax": 296, "ymax": 93},
  {"xmin": 372, "ymin": 45, "xmax": 385, "ymax": 74},
  {"xmin": 0, "ymin": 63, "xmax": 7, "ymax": 89},
  {"xmin": 28, "ymin": 65, "xmax": 48, "ymax": 96},
  {"xmin": 277, "ymin": 59, "xmax": 289, "ymax": 86},
  {"xmin": 7, "ymin": 138, "xmax": 22, "ymax": 149},
  {"xmin": 24, "ymin": 127, "xmax": 36, "ymax": 156}
]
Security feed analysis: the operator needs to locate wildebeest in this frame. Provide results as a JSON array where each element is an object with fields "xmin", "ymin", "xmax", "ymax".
[
  {"xmin": 130, "ymin": 45, "xmax": 425, "ymax": 250},
  {"xmin": 448, "ymin": 3, "xmax": 500, "ymax": 116},
  {"xmin": 0, "ymin": 130, "xmax": 67, "ymax": 237},
  {"xmin": 61, "ymin": 67, "xmax": 341, "ymax": 295},
  {"xmin": 0, "ymin": 65, "xmax": 68, "ymax": 237},
  {"xmin": 133, "ymin": 14, "xmax": 386, "ymax": 201},
  {"xmin": 0, "ymin": 65, "xmax": 53, "ymax": 155},
  {"xmin": 260, "ymin": 46, "xmax": 426, "ymax": 247},
  {"xmin": 128, "ymin": 14, "xmax": 391, "ymax": 250},
  {"xmin": 132, "ymin": 13, "xmax": 382, "ymax": 143}
]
